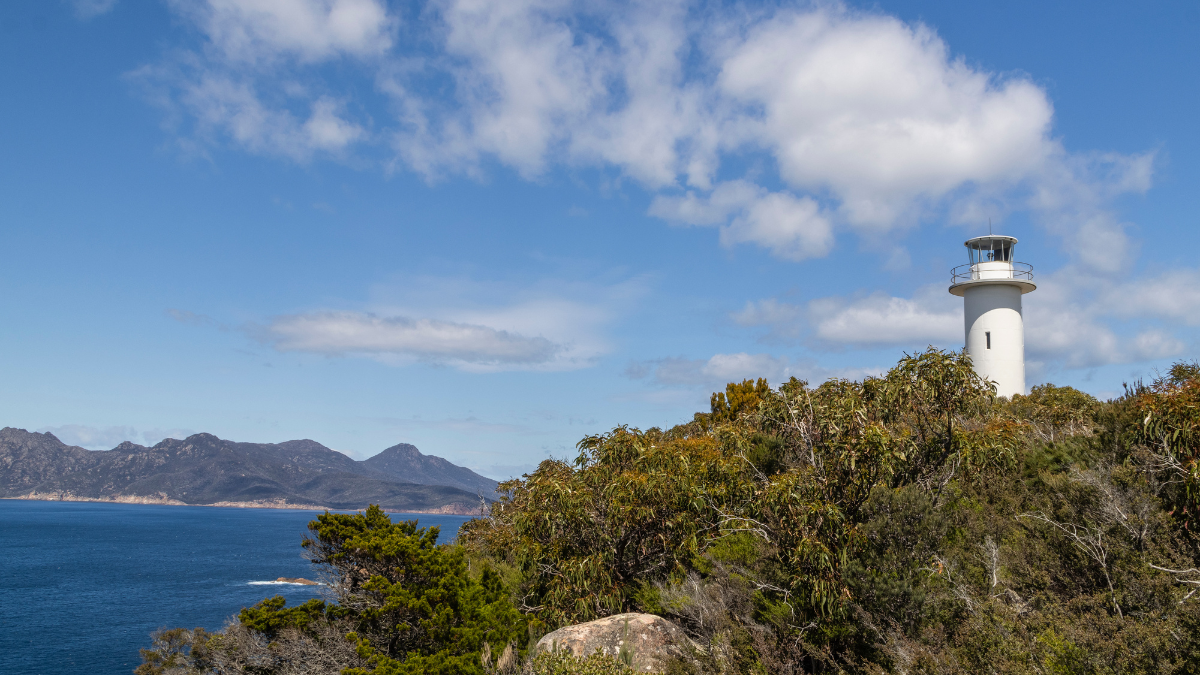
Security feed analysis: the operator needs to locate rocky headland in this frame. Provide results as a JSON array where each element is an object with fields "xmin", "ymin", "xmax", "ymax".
[{"xmin": 0, "ymin": 428, "xmax": 498, "ymax": 515}]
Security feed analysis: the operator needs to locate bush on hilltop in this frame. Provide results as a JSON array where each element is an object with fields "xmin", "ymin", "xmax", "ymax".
[{"xmin": 141, "ymin": 348, "xmax": 1200, "ymax": 674}]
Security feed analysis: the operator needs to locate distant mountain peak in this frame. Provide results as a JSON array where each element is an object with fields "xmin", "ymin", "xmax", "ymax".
[
  {"xmin": 182, "ymin": 432, "xmax": 220, "ymax": 444},
  {"xmin": 364, "ymin": 443, "xmax": 498, "ymax": 498},
  {"xmin": 0, "ymin": 428, "xmax": 494, "ymax": 514},
  {"xmin": 377, "ymin": 443, "xmax": 420, "ymax": 458}
]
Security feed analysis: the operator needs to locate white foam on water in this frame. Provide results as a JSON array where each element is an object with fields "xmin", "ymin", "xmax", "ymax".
[{"xmin": 247, "ymin": 580, "xmax": 321, "ymax": 586}]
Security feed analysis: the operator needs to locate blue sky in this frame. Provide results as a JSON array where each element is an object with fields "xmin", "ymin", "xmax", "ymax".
[{"xmin": 2, "ymin": 0, "xmax": 1198, "ymax": 478}]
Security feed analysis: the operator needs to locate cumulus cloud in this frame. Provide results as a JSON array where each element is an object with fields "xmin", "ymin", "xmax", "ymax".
[
  {"xmin": 132, "ymin": 0, "xmax": 1189, "ymax": 379},
  {"xmin": 39, "ymin": 425, "xmax": 138, "ymax": 449},
  {"xmin": 173, "ymin": 0, "xmax": 395, "ymax": 64},
  {"xmin": 152, "ymin": 73, "xmax": 366, "ymax": 160},
  {"xmin": 1022, "ymin": 271, "xmax": 1188, "ymax": 369},
  {"xmin": 736, "ymin": 270, "xmax": 1191, "ymax": 373},
  {"xmin": 136, "ymin": 0, "xmax": 1147, "ymax": 261},
  {"xmin": 130, "ymin": 0, "xmax": 381, "ymax": 161},
  {"xmin": 809, "ymin": 290, "xmax": 961, "ymax": 346},
  {"xmin": 731, "ymin": 298, "xmax": 806, "ymax": 340},
  {"xmin": 37, "ymin": 425, "xmax": 196, "ymax": 449},
  {"xmin": 650, "ymin": 181, "xmax": 833, "ymax": 260},
  {"xmin": 260, "ymin": 311, "xmax": 562, "ymax": 368},
  {"xmin": 645, "ymin": 353, "xmax": 794, "ymax": 386},
  {"xmin": 141, "ymin": 428, "xmax": 198, "ymax": 445},
  {"xmin": 628, "ymin": 352, "xmax": 880, "ymax": 388},
  {"xmin": 734, "ymin": 285, "xmax": 961, "ymax": 348},
  {"xmin": 718, "ymin": 9, "xmax": 1053, "ymax": 231},
  {"xmin": 1100, "ymin": 269, "xmax": 1200, "ymax": 325}
]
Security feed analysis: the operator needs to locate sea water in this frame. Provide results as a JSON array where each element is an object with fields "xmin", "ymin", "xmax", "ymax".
[{"xmin": 0, "ymin": 500, "xmax": 471, "ymax": 675}]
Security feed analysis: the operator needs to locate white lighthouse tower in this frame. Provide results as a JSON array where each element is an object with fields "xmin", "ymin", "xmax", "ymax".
[{"xmin": 949, "ymin": 235, "xmax": 1036, "ymax": 398}]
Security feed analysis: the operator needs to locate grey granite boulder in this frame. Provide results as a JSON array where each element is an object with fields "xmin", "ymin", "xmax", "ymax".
[{"xmin": 535, "ymin": 613, "xmax": 694, "ymax": 673}]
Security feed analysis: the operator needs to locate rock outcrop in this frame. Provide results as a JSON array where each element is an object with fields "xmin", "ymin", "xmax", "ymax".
[
  {"xmin": 275, "ymin": 577, "xmax": 318, "ymax": 585},
  {"xmin": 535, "ymin": 613, "xmax": 694, "ymax": 673}
]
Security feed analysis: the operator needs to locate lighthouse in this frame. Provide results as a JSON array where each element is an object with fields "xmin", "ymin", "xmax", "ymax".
[{"xmin": 949, "ymin": 235, "xmax": 1036, "ymax": 398}]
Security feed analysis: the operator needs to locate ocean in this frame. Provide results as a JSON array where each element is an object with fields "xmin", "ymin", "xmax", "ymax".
[{"xmin": 0, "ymin": 500, "xmax": 472, "ymax": 675}]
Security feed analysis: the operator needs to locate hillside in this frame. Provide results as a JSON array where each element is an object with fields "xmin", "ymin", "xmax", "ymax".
[
  {"xmin": 138, "ymin": 350, "xmax": 1200, "ymax": 674},
  {"xmin": 363, "ymin": 442, "xmax": 500, "ymax": 497},
  {"xmin": 0, "ymin": 428, "xmax": 498, "ymax": 514}
]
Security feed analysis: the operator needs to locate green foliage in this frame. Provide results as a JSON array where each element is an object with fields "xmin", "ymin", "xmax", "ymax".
[
  {"xmin": 741, "ymin": 349, "xmax": 1017, "ymax": 619},
  {"xmin": 1022, "ymin": 436, "xmax": 1094, "ymax": 478},
  {"xmin": 528, "ymin": 649, "xmax": 630, "ymax": 675},
  {"xmin": 1132, "ymin": 363, "xmax": 1200, "ymax": 532},
  {"xmin": 843, "ymin": 486, "xmax": 948, "ymax": 631},
  {"xmin": 237, "ymin": 596, "xmax": 328, "ymax": 637},
  {"xmin": 1036, "ymin": 628, "xmax": 1093, "ymax": 675},
  {"xmin": 142, "ymin": 354, "xmax": 1200, "ymax": 675},
  {"xmin": 313, "ymin": 506, "xmax": 528, "ymax": 675},
  {"xmin": 706, "ymin": 378, "xmax": 771, "ymax": 426},
  {"xmin": 1167, "ymin": 360, "xmax": 1200, "ymax": 385},
  {"xmin": 742, "ymin": 433, "xmax": 785, "ymax": 478},
  {"xmin": 461, "ymin": 427, "xmax": 747, "ymax": 625},
  {"xmin": 1005, "ymin": 383, "xmax": 1101, "ymax": 442},
  {"xmin": 140, "ymin": 506, "xmax": 526, "ymax": 675}
]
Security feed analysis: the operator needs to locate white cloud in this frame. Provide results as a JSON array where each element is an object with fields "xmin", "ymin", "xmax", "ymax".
[
  {"xmin": 175, "ymin": 0, "xmax": 395, "ymax": 63},
  {"xmin": 362, "ymin": 273, "xmax": 641, "ymax": 370},
  {"xmin": 1100, "ymin": 269, "xmax": 1200, "ymax": 325},
  {"xmin": 130, "ymin": 0, "xmax": 382, "ymax": 161},
  {"xmin": 809, "ymin": 289, "xmax": 961, "ymax": 346},
  {"xmin": 171, "ymin": 76, "xmax": 365, "ymax": 159},
  {"xmin": 718, "ymin": 8, "xmax": 1054, "ymax": 231},
  {"xmin": 1021, "ymin": 271, "xmax": 1188, "ymax": 369},
  {"xmin": 410, "ymin": 0, "xmax": 613, "ymax": 178},
  {"xmin": 629, "ymin": 352, "xmax": 880, "ymax": 388},
  {"xmin": 303, "ymin": 96, "xmax": 366, "ymax": 150},
  {"xmin": 389, "ymin": 0, "xmax": 720, "ymax": 187},
  {"xmin": 658, "ymin": 353, "xmax": 792, "ymax": 386},
  {"xmin": 1027, "ymin": 152, "xmax": 1154, "ymax": 272},
  {"xmin": 735, "ymin": 270, "xmax": 1192, "ymax": 372},
  {"xmin": 650, "ymin": 180, "xmax": 833, "ymax": 260},
  {"xmin": 133, "ymin": 0, "xmax": 1193, "ymax": 380},
  {"xmin": 72, "ymin": 0, "xmax": 118, "ymax": 19},
  {"xmin": 261, "ymin": 311, "xmax": 563, "ymax": 369},
  {"xmin": 141, "ymin": 428, "xmax": 198, "ymax": 445},
  {"xmin": 247, "ymin": 273, "xmax": 637, "ymax": 372},
  {"xmin": 732, "ymin": 298, "xmax": 806, "ymax": 342},
  {"xmin": 140, "ymin": 0, "xmax": 1153, "ymax": 269},
  {"xmin": 34, "ymin": 425, "xmax": 208, "ymax": 450},
  {"xmin": 39, "ymin": 425, "xmax": 137, "ymax": 449},
  {"xmin": 734, "ymin": 285, "xmax": 961, "ymax": 348}
]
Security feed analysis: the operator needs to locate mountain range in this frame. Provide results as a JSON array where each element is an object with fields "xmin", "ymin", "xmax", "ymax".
[{"xmin": 0, "ymin": 428, "xmax": 500, "ymax": 515}]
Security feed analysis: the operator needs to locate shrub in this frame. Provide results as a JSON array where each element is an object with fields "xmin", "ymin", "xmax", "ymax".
[
  {"xmin": 526, "ymin": 650, "xmax": 629, "ymax": 675},
  {"xmin": 139, "ymin": 506, "xmax": 526, "ymax": 675}
]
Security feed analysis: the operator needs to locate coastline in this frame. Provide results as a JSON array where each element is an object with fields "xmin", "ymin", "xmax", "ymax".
[{"xmin": 3, "ymin": 492, "xmax": 482, "ymax": 516}]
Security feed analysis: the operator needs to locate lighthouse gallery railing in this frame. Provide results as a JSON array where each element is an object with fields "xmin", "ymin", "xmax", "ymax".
[{"xmin": 951, "ymin": 262, "xmax": 1033, "ymax": 284}]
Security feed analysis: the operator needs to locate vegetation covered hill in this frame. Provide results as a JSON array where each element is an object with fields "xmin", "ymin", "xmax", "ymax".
[
  {"xmin": 0, "ymin": 430, "xmax": 497, "ymax": 513},
  {"xmin": 139, "ymin": 349, "xmax": 1200, "ymax": 674}
]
